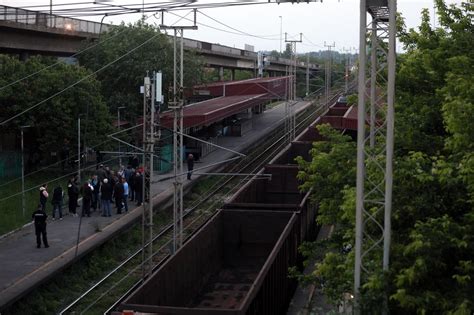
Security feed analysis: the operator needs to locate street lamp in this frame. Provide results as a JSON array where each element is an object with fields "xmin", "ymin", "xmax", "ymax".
[
  {"xmin": 20, "ymin": 125, "xmax": 30, "ymax": 218},
  {"xmin": 117, "ymin": 106, "xmax": 126, "ymax": 167},
  {"xmin": 279, "ymin": 16, "xmax": 283, "ymax": 54},
  {"xmin": 77, "ymin": 117, "xmax": 81, "ymax": 183}
]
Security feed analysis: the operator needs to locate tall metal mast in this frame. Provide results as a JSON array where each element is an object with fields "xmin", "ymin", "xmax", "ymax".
[
  {"xmin": 354, "ymin": 0, "xmax": 397, "ymax": 312},
  {"xmin": 324, "ymin": 41, "xmax": 335, "ymax": 106},
  {"xmin": 284, "ymin": 32, "xmax": 302, "ymax": 143},
  {"xmin": 141, "ymin": 72, "xmax": 157, "ymax": 277},
  {"xmin": 160, "ymin": 10, "xmax": 197, "ymax": 253}
]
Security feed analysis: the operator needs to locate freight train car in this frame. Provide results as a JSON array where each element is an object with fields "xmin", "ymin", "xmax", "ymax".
[
  {"xmin": 114, "ymin": 100, "xmax": 355, "ymax": 315},
  {"xmin": 118, "ymin": 210, "xmax": 299, "ymax": 315}
]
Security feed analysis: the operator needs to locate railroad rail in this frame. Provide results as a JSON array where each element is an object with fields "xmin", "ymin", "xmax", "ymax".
[{"xmin": 59, "ymin": 91, "xmax": 343, "ymax": 314}]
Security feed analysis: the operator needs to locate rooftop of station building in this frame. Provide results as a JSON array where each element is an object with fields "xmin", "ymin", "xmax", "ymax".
[
  {"xmin": 193, "ymin": 76, "xmax": 291, "ymax": 88},
  {"xmin": 161, "ymin": 94, "xmax": 266, "ymax": 128}
]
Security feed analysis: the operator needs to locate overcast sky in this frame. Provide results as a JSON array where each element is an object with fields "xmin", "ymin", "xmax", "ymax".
[{"xmin": 2, "ymin": 0, "xmax": 462, "ymax": 53}]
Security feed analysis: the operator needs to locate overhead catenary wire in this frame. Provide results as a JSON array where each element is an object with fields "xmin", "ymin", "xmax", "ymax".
[
  {"xmin": 0, "ymin": 138, "xmax": 113, "ymax": 189},
  {"xmin": 165, "ymin": 10, "xmax": 280, "ymax": 40},
  {"xmin": 0, "ymin": 154, "xmax": 127, "ymax": 203},
  {"xmin": 0, "ymin": 32, "xmax": 162, "ymax": 126},
  {"xmin": 198, "ymin": 10, "xmax": 280, "ymax": 39},
  {"xmin": 0, "ymin": 11, "xmax": 195, "ymax": 198},
  {"xmin": 15, "ymin": 0, "xmax": 270, "ymax": 17},
  {"xmin": 0, "ymin": 13, "xmax": 161, "ymax": 91},
  {"xmin": 0, "ymin": 122, "xmax": 145, "ymax": 191}
]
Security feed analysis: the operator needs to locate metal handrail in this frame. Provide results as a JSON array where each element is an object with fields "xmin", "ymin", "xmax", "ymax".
[{"xmin": 0, "ymin": 4, "xmax": 108, "ymax": 34}]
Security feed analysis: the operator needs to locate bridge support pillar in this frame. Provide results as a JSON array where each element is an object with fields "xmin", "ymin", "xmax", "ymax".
[{"xmin": 219, "ymin": 66, "xmax": 224, "ymax": 81}]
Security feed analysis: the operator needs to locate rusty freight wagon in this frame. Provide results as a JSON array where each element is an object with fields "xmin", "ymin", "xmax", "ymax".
[{"xmin": 118, "ymin": 209, "xmax": 299, "ymax": 315}]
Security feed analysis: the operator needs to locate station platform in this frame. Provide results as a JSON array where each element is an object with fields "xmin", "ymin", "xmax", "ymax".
[{"xmin": 0, "ymin": 100, "xmax": 311, "ymax": 309}]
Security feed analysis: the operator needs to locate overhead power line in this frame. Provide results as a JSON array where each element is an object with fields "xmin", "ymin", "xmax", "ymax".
[
  {"xmin": 0, "ymin": 32, "xmax": 161, "ymax": 126},
  {"xmin": 0, "ymin": 13, "xmax": 161, "ymax": 91},
  {"xmin": 198, "ymin": 10, "xmax": 280, "ymax": 39},
  {"xmin": 165, "ymin": 10, "xmax": 280, "ymax": 40}
]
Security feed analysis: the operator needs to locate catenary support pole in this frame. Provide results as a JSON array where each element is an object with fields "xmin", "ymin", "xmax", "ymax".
[
  {"xmin": 285, "ymin": 32, "xmax": 302, "ymax": 142},
  {"xmin": 117, "ymin": 106, "xmax": 125, "ymax": 167},
  {"xmin": 306, "ymin": 53, "xmax": 310, "ymax": 97},
  {"xmin": 370, "ymin": 19, "xmax": 377, "ymax": 149},
  {"xmin": 354, "ymin": 0, "xmax": 367, "ymax": 311},
  {"xmin": 21, "ymin": 125, "xmax": 30, "ymax": 218},
  {"xmin": 355, "ymin": 0, "xmax": 396, "ymax": 312},
  {"xmin": 160, "ymin": 11, "xmax": 197, "ymax": 253},
  {"xmin": 385, "ymin": 0, "xmax": 397, "ymax": 273},
  {"xmin": 324, "ymin": 41, "xmax": 336, "ymax": 106},
  {"xmin": 78, "ymin": 117, "xmax": 81, "ymax": 183}
]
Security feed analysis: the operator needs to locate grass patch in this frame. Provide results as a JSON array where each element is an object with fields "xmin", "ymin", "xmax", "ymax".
[
  {"xmin": 3, "ymin": 176, "xmax": 222, "ymax": 314},
  {"xmin": 0, "ymin": 171, "xmax": 72, "ymax": 235}
]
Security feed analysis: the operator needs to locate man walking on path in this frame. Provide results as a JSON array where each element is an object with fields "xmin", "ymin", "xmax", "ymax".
[
  {"xmin": 81, "ymin": 180, "xmax": 94, "ymax": 217},
  {"xmin": 67, "ymin": 176, "xmax": 79, "ymax": 217},
  {"xmin": 51, "ymin": 185, "xmax": 64, "ymax": 220},
  {"xmin": 100, "ymin": 178, "xmax": 112, "ymax": 217},
  {"xmin": 32, "ymin": 204, "xmax": 49, "ymax": 248},
  {"xmin": 39, "ymin": 184, "xmax": 49, "ymax": 211},
  {"xmin": 187, "ymin": 154, "xmax": 194, "ymax": 180}
]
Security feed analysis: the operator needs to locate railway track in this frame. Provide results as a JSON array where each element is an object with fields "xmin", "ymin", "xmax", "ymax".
[{"xmin": 59, "ymin": 92, "xmax": 343, "ymax": 314}]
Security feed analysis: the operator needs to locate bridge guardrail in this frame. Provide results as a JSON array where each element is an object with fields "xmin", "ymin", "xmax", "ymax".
[
  {"xmin": 0, "ymin": 4, "xmax": 108, "ymax": 34},
  {"xmin": 0, "ymin": 4, "xmax": 318, "ymax": 70}
]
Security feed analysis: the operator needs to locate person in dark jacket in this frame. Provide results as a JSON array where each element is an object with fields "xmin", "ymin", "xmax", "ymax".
[
  {"xmin": 129, "ymin": 170, "xmax": 136, "ymax": 201},
  {"xmin": 32, "ymin": 204, "xmax": 49, "ymax": 248},
  {"xmin": 100, "ymin": 178, "xmax": 113, "ymax": 217},
  {"xmin": 67, "ymin": 177, "xmax": 79, "ymax": 217},
  {"xmin": 80, "ymin": 181, "xmax": 94, "ymax": 217},
  {"xmin": 51, "ymin": 185, "xmax": 64, "ymax": 220},
  {"xmin": 97, "ymin": 164, "xmax": 107, "ymax": 183},
  {"xmin": 131, "ymin": 155, "xmax": 139, "ymax": 169},
  {"xmin": 134, "ymin": 171, "xmax": 143, "ymax": 206},
  {"xmin": 39, "ymin": 184, "xmax": 49, "ymax": 212},
  {"xmin": 90, "ymin": 175, "xmax": 100, "ymax": 211},
  {"xmin": 187, "ymin": 154, "xmax": 194, "ymax": 180},
  {"xmin": 113, "ymin": 180, "xmax": 124, "ymax": 214}
]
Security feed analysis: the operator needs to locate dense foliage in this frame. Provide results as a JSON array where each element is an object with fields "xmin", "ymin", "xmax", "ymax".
[
  {"xmin": 296, "ymin": 1, "xmax": 473, "ymax": 313},
  {"xmin": 78, "ymin": 20, "xmax": 204, "ymax": 121},
  {"xmin": 0, "ymin": 55, "xmax": 112, "ymax": 155},
  {"xmin": 0, "ymin": 21, "xmax": 205, "ymax": 162}
]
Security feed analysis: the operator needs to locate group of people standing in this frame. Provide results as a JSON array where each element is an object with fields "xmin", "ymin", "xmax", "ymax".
[
  {"xmin": 65, "ymin": 164, "xmax": 144, "ymax": 218},
  {"xmin": 33, "ymin": 161, "xmax": 144, "ymax": 248}
]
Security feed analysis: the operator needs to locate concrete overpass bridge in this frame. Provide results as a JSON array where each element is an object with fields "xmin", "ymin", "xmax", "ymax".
[{"xmin": 0, "ymin": 5, "xmax": 319, "ymax": 79}]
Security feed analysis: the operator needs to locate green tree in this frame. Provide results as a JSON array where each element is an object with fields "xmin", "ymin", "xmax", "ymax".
[
  {"xmin": 294, "ymin": 1, "xmax": 474, "ymax": 313},
  {"xmin": 0, "ymin": 55, "xmax": 112, "ymax": 159},
  {"xmin": 78, "ymin": 20, "xmax": 204, "ymax": 121}
]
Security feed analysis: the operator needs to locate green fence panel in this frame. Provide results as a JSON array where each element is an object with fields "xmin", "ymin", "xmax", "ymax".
[
  {"xmin": 0, "ymin": 151, "xmax": 21, "ymax": 179},
  {"xmin": 156, "ymin": 144, "xmax": 172, "ymax": 173}
]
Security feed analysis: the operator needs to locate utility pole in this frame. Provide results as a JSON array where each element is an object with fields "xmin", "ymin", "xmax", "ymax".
[
  {"xmin": 141, "ymin": 73, "xmax": 152, "ymax": 277},
  {"xmin": 117, "ymin": 106, "xmax": 125, "ymax": 168},
  {"xmin": 279, "ymin": 16, "xmax": 283, "ymax": 54},
  {"xmin": 21, "ymin": 125, "xmax": 30, "ymax": 218},
  {"xmin": 284, "ymin": 32, "xmax": 302, "ymax": 143},
  {"xmin": 324, "ymin": 41, "xmax": 335, "ymax": 107},
  {"xmin": 77, "ymin": 117, "xmax": 81, "ymax": 183},
  {"xmin": 141, "ymin": 70, "xmax": 162, "ymax": 277},
  {"xmin": 354, "ymin": 0, "xmax": 397, "ymax": 313},
  {"xmin": 160, "ymin": 10, "xmax": 197, "ymax": 253},
  {"xmin": 306, "ymin": 53, "xmax": 310, "ymax": 97},
  {"xmin": 343, "ymin": 47, "xmax": 352, "ymax": 94}
]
